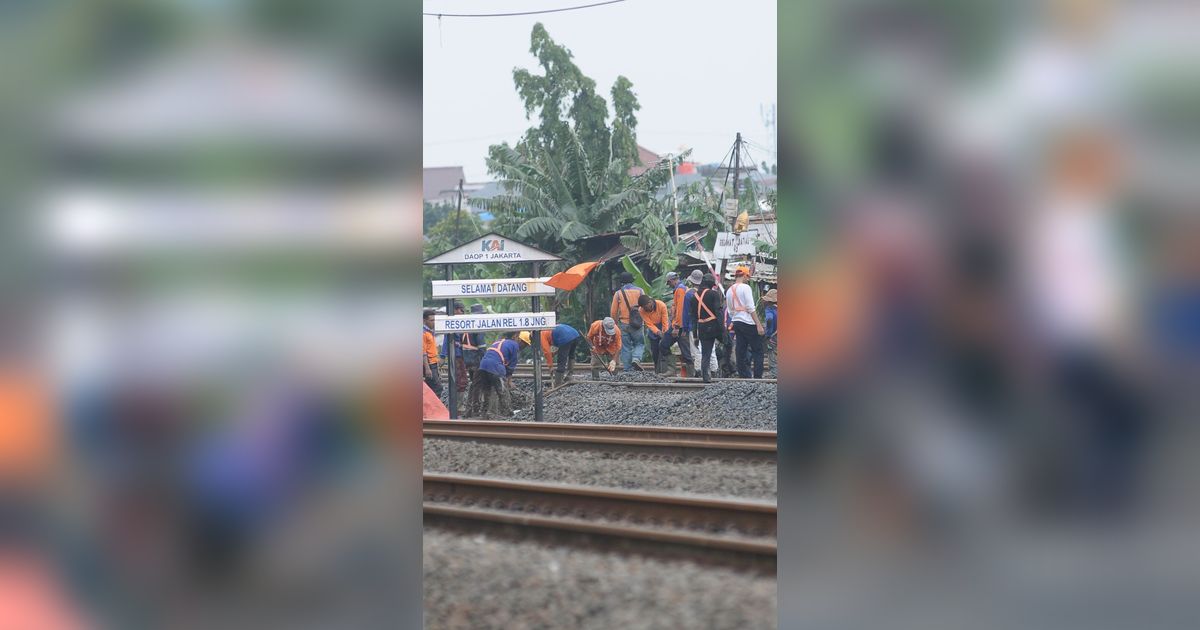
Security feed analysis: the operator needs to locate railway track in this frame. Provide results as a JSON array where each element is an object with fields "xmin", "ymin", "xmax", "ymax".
[
  {"xmin": 670, "ymin": 377, "xmax": 777, "ymax": 384},
  {"xmin": 542, "ymin": 379, "xmax": 728, "ymax": 397},
  {"xmin": 448, "ymin": 363, "xmax": 776, "ymax": 383},
  {"xmin": 509, "ymin": 362, "xmax": 651, "ymax": 378},
  {"xmin": 517, "ymin": 373, "xmax": 776, "ymax": 386},
  {"xmin": 424, "ymin": 419, "xmax": 776, "ymax": 461},
  {"xmin": 442, "ymin": 361, "xmax": 650, "ymax": 377},
  {"xmin": 424, "ymin": 472, "xmax": 776, "ymax": 567}
]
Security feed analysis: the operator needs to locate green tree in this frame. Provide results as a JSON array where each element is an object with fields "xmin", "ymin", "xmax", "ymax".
[
  {"xmin": 478, "ymin": 23, "xmax": 680, "ymax": 265},
  {"xmin": 423, "ymin": 201, "xmax": 456, "ymax": 232},
  {"xmin": 422, "ymin": 210, "xmax": 485, "ymax": 302},
  {"xmin": 424, "ymin": 209, "xmax": 483, "ymax": 257}
]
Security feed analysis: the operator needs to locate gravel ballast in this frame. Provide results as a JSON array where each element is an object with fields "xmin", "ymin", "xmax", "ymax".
[
  {"xmin": 423, "ymin": 438, "xmax": 776, "ymax": 500},
  {"xmin": 424, "ymin": 526, "xmax": 776, "ymax": 630},
  {"xmin": 451, "ymin": 370, "xmax": 776, "ymax": 427},
  {"xmin": 537, "ymin": 380, "xmax": 777, "ymax": 429},
  {"xmin": 590, "ymin": 370, "xmax": 670, "ymax": 382}
]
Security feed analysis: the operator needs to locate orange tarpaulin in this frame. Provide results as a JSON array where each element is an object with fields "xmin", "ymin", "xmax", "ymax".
[
  {"xmin": 0, "ymin": 555, "xmax": 88, "ymax": 630},
  {"xmin": 545, "ymin": 260, "xmax": 601, "ymax": 291}
]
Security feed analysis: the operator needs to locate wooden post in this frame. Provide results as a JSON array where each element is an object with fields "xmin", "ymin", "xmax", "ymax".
[{"xmin": 586, "ymin": 270, "xmax": 594, "ymax": 327}]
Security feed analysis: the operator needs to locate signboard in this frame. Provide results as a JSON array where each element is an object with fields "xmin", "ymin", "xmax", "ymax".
[
  {"xmin": 434, "ymin": 311, "xmax": 556, "ymax": 333},
  {"xmin": 431, "ymin": 277, "xmax": 555, "ymax": 299},
  {"xmin": 424, "ymin": 231, "xmax": 559, "ymax": 421},
  {"xmin": 711, "ymin": 224, "xmax": 776, "ymax": 259},
  {"xmin": 423, "ymin": 232, "xmax": 562, "ymax": 265}
]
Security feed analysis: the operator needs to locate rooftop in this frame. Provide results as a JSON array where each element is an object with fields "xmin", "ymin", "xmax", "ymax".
[{"xmin": 423, "ymin": 166, "xmax": 466, "ymax": 203}]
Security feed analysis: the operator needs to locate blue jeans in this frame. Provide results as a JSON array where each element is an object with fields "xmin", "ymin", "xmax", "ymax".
[{"xmin": 619, "ymin": 325, "xmax": 645, "ymax": 371}]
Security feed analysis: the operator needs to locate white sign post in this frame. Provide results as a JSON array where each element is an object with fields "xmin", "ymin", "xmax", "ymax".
[
  {"xmin": 424, "ymin": 233, "xmax": 562, "ymax": 420},
  {"xmin": 431, "ymin": 277, "xmax": 555, "ymax": 299},
  {"xmin": 424, "ymin": 232, "xmax": 563, "ymax": 265},
  {"xmin": 434, "ymin": 311, "xmax": 556, "ymax": 334},
  {"xmin": 712, "ymin": 224, "xmax": 777, "ymax": 259}
]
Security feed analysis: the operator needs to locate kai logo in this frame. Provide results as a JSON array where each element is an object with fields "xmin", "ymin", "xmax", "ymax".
[{"xmin": 481, "ymin": 239, "xmax": 505, "ymax": 252}]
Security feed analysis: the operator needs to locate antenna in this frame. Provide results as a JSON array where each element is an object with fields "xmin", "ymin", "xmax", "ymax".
[{"xmin": 759, "ymin": 103, "xmax": 776, "ymax": 171}]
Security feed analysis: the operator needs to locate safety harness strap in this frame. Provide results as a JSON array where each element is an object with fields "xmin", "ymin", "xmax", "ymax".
[
  {"xmin": 486, "ymin": 341, "xmax": 507, "ymax": 367},
  {"xmin": 729, "ymin": 285, "xmax": 751, "ymax": 313},
  {"xmin": 698, "ymin": 289, "xmax": 717, "ymax": 323}
]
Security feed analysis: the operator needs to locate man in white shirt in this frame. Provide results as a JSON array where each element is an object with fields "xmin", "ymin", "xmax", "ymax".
[{"xmin": 725, "ymin": 265, "xmax": 766, "ymax": 378}]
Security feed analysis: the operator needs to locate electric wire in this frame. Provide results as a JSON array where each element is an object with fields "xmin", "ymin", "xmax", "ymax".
[{"xmin": 424, "ymin": 0, "xmax": 628, "ymax": 18}]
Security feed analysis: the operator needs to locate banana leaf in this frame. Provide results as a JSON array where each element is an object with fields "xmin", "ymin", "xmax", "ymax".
[{"xmin": 621, "ymin": 255, "xmax": 669, "ymax": 300}]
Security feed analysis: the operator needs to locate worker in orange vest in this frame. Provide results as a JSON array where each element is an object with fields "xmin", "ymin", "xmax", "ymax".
[
  {"xmin": 637, "ymin": 293, "xmax": 670, "ymax": 374},
  {"xmin": 422, "ymin": 309, "xmax": 442, "ymax": 396},
  {"xmin": 610, "ymin": 272, "xmax": 645, "ymax": 371},
  {"xmin": 586, "ymin": 317, "xmax": 622, "ymax": 378}
]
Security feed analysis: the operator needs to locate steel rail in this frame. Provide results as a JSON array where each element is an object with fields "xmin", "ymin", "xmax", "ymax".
[
  {"xmin": 423, "ymin": 473, "xmax": 776, "ymax": 557},
  {"xmin": 424, "ymin": 419, "xmax": 776, "ymax": 460},
  {"xmin": 422, "ymin": 420, "xmax": 777, "ymax": 448}
]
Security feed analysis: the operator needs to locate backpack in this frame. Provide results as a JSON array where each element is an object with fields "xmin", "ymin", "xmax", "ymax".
[{"xmin": 620, "ymin": 289, "xmax": 644, "ymax": 331}]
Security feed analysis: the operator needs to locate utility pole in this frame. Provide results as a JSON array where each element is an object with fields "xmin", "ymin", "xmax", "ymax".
[
  {"xmin": 668, "ymin": 154, "xmax": 679, "ymax": 240},
  {"xmin": 760, "ymin": 103, "xmax": 776, "ymax": 171},
  {"xmin": 732, "ymin": 132, "xmax": 742, "ymax": 216}
]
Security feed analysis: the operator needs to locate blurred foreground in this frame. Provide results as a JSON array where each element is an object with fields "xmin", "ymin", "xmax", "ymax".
[
  {"xmin": 778, "ymin": 1, "xmax": 1200, "ymax": 628},
  {"xmin": 1, "ymin": 2, "xmax": 422, "ymax": 628}
]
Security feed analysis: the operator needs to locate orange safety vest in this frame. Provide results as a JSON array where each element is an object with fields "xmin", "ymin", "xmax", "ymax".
[
  {"xmin": 698, "ymin": 288, "xmax": 718, "ymax": 323},
  {"xmin": 486, "ymin": 341, "xmax": 508, "ymax": 367},
  {"xmin": 728, "ymin": 284, "xmax": 752, "ymax": 314},
  {"xmin": 461, "ymin": 332, "xmax": 478, "ymax": 350}
]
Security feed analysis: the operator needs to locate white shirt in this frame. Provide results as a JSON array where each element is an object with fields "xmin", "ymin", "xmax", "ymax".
[
  {"xmin": 725, "ymin": 283, "xmax": 756, "ymax": 326},
  {"xmin": 1024, "ymin": 194, "xmax": 1123, "ymax": 347}
]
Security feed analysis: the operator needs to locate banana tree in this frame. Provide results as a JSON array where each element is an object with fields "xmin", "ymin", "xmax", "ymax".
[{"xmin": 479, "ymin": 129, "xmax": 682, "ymax": 261}]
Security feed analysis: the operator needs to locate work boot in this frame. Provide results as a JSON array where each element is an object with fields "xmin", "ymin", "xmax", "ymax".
[
  {"xmin": 682, "ymin": 364, "xmax": 693, "ymax": 378},
  {"xmin": 701, "ymin": 368, "xmax": 712, "ymax": 384},
  {"xmin": 552, "ymin": 372, "xmax": 563, "ymax": 388}
]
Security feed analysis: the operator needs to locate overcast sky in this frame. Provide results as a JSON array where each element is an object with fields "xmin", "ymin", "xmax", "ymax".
[{"xmin": 422, "ymin": 0, "xmax": 777, "ymax": 182}]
